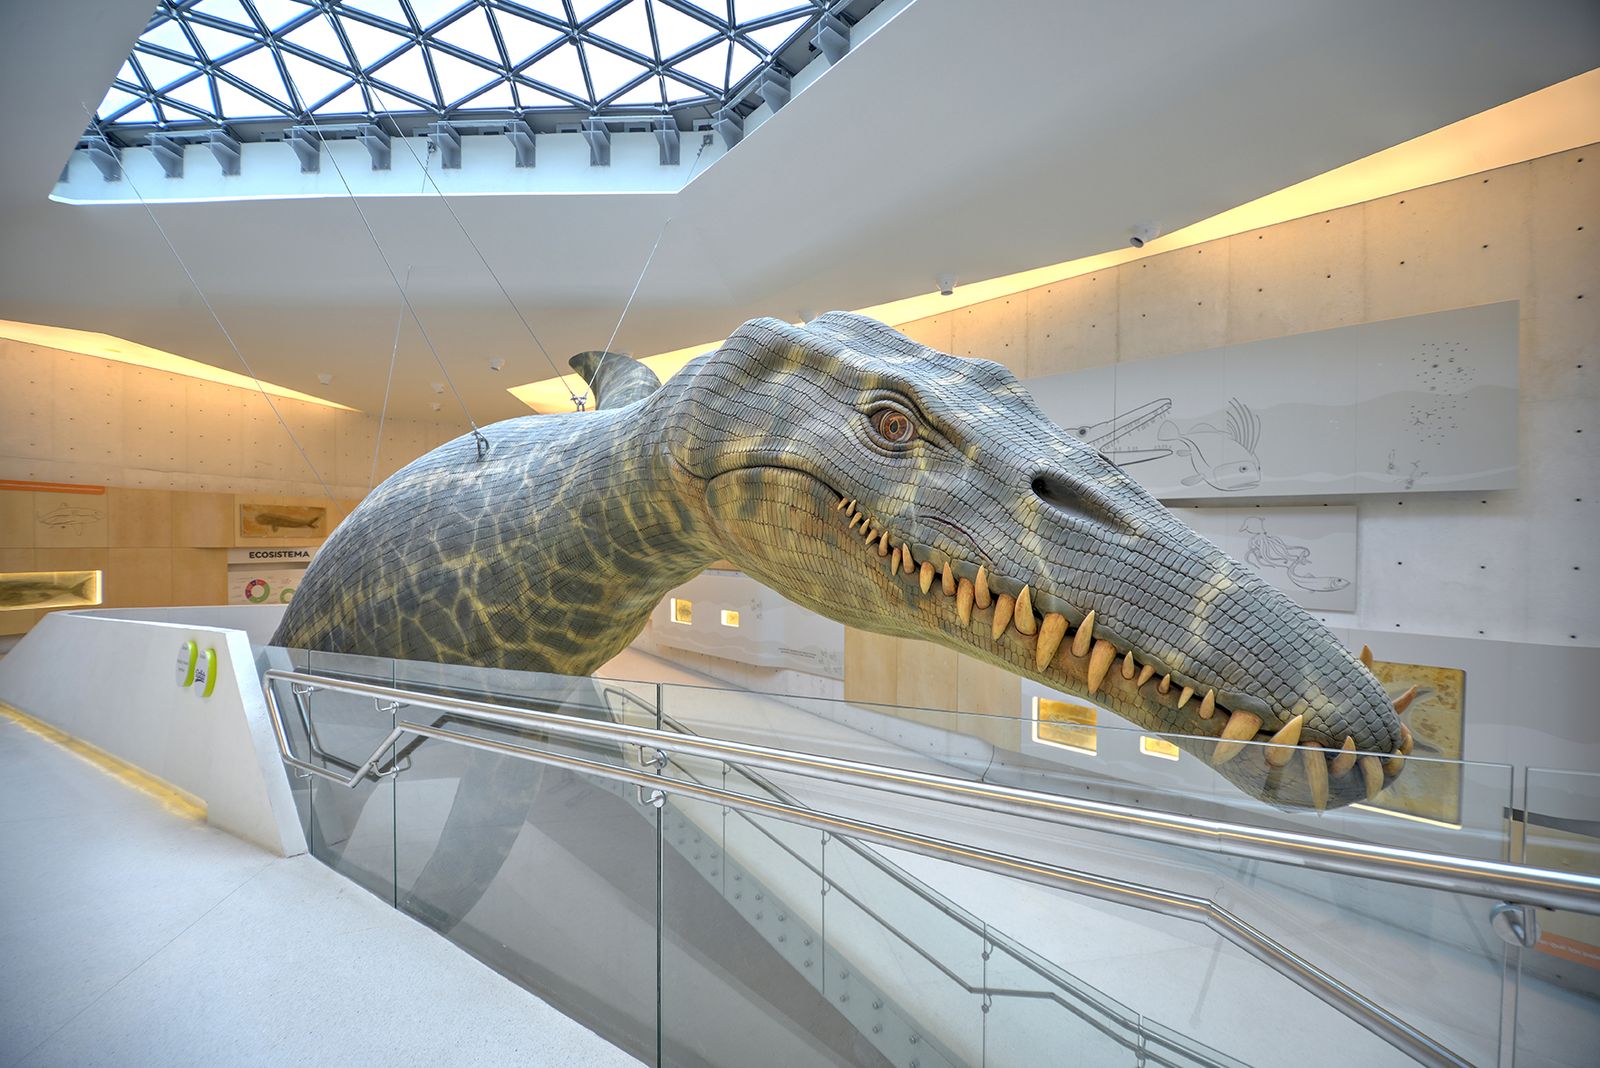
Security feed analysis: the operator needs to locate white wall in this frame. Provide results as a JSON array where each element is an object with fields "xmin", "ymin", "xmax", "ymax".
[{"xmin": 0, "ymin": 607, "xmax": 304, "ymax": 855}]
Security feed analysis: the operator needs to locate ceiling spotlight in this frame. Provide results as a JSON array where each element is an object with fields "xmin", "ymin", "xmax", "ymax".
[
  {"xmin": 1129, "ymin": 223, "xmax": 1162, "ymax": 249},
  {"xmin": 429, "ymin": 401, "xmax": 441, "ymax": 411},
  {"xmin": 430, "ymin": 382, "xmax": 444, "ymax": 394},
  {"xmin": 316, "ymin": 372, "xmax": 333, "ymax": 385},
  {"xmin": 489, "ymin": 358, "xmax": 505, "ymax": 372},
  {"xmin": 798, "ymin": 308, "xmax": 816, "ymax": 323},
  {"xmin": 936, "ymin": 274, "xmax": 956, "ymax": 297}
]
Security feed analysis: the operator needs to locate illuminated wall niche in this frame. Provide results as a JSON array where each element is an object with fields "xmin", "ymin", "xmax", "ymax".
[
  {"xmin": 0, "ymin": 570, "xmax": 103, "ymax": 612},
  {"xmin": 1032, "ymin": 696, "xmax": 1097, "ymax": 755},
  {"xmin": 670, "ymin": 598, "xmax": 693, "ymax": 625},
  {"xmin": 1140, "ymin": 736, "xmax": 1181, "ymax": 761}
]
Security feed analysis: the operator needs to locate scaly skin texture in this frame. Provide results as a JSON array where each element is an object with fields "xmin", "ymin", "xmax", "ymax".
[{"xmin": 276, "ymin": 313, "xmax": 1410, "ymax": 809}]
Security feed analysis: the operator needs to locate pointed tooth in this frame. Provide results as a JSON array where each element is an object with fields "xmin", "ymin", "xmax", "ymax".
[
  {"xmin": 891, "ymin": 545, "xmax": 903, "ymax": 573},
  {"xmin": 1158, "ymin": 674, "xmax": 1172, "ymax": 694},
  {"xmin": 957, "ymin": 579, "xmax": 974, "ymax": 626},
  {"xmin": 1359, "ymin": 755, "xmax": 1384, "ymax": 799},
  {"xmin": 1035, "ymin": 613, "xmax": 1068, "ymax": 671},
  {"xmin": 1198, "ymin": 689, "xmax": 1216, "ymax": 720},
  {"xmin": 1070, "ymin": 610, "xmax": 1095, "ymax": 657},
  {"xmin": 1359, "ymin": 644, "xmax": 1374, "ymax": 669},
  {"xmin": 1383, "ymin": 752, "xmax": 1405, "ymax": 777},
  {"xmin": 1211, "ymin": 711, "xmax": 1263, "ymax": 765},
  {"xmin": 1014, "ymin": 586, "xmax": 1036, "ymax": 635},
  {"xmin": 1177, "ymin": 685, "xmax": 1194, "ymax": 709},
  {"xmin": 903, "ymin": 543, "xmax": 916, "ymax": 570},
  {"xmin": 849, "ymin": 513, "xmax": 862, "ymax": 530},
  {"xmin": 941, "ymin": 561, "xmax": 956, "ymax": 596},
  {"xmin": 1303, "ymin": 742, "xmax": 1328, "ymax": 812},
  {"xmin": 1136, "ymin": 664, "xmax": 1155, "ymax": 687},
  {"xmin": 1263, "ymin": 714, "xmax": 1303, "ymax": 767},
  {"xmin": 877, "ymin": 530, "xmax": 890, "ymax": 556},
  {"xmin": 836, "ymin": 497, "xmax": 849, "ymax": 510},
  {"xmin": 862, "ymin": 520, "xmax": 876, "ymax": 540},
  {"xmin": 919, "ymin": 561, "xmax": 935, "ymax": 594},
  {"xmin": 1121, "ymin": 650, "xmax": 1136, "ymax": 680},
  {"xmin": 1392, "ymin": 685, "xmax": 1417, "ymax": 715},
  {"xmin": 974, "ymin": 566, "xmax": 992, "ymax": 609},
  {"xmin": 1398, "ymin": 724, "xmax": 1414, "ymax": 755},
  {"xmin": 1086, "ymin": 639, "xmax": 1117, "ymax": 694},
  {"xmin": 991, "ymin": 594, "xmax": 1015, "ymax": 640},
  {"xmin": 848, "ymin": 499, "xmax": 857, "ymax": 513},
  {"xmin": 1329, "ymin": 737, "xmax": 1357, "ymax": 776}
]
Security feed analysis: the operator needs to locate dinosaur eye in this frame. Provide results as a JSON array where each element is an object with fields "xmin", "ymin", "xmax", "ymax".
[{"xmin": 873, "ymin": 409, "xmax": 916, "ymax": 444}]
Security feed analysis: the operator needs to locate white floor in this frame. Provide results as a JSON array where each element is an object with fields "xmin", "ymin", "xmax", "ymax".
[{"xmin": 0, "ymin": 714, "xmax": 643, "ymax": 1068}]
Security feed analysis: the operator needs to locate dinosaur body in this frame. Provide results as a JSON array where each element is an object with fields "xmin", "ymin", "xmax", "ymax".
[{"xmin": 276, "ymin": 313, "xmax": 1409, "ymax": 809}]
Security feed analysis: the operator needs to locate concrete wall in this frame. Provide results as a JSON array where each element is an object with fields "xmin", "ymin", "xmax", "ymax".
[
  {"xmin": 0, "ymin": 336, "xmax": 454, "ymax": 498},
  {"xmin": 0, "ymin": 607, "xmax": 304, "ymax": 855},
  {"xmin": 848, "ymin": 145, "xmax": 1598, "ymax": 765}
]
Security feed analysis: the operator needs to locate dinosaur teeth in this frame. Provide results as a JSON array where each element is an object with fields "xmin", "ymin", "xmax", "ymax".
[
  {"xmin": 957, "ymin": 578, "xmax": 974, "ymax": 625},
  {"xmin": 1398, "ymin": 724, "xmax": 1414, "ymax": 755},
  {"xmin": 941, "ymin": 561, "xmax": 956, "ymax": 596},
  {"xmin": 1121, "ymin": 650, "xmax": 1136, "ymax": 680},
  {"xmin": 1359, "ymin": 755, "xmax": 1384, "ymax": 800},
  {"xmin": 1383, "ymin": 752, "xmax": 1406, "ymax": 777},
  {"xmin": 919, "ymin": 561, "xmax": 935, "ymax": 594},
  {"xmin": 974, "ymin": 566, "xmax": 992, "ymax": 609},
  {"xmin": 1198, "ymin": 689, "xmax": 1216, "ymax": 720},
  {"xmin": 1329, "ymin": 737, "xmax": 1358, "ymax": 776},
  {"xmin": 1177, "ymin": 685, "xmax": 1194, "ymax": 710},
  {"xmin": 1158, "ymin": 674, "xmax": 1172, "ymax": 694},
  {"xmin": 1393, "ymin": 685, "xmax": 1417, "ymax": 714},
  {"xmin": 1014, "ymin": 586, "xmax": 1036, "ymax": 635},
  {"xmin": 836, "ymin": 497, "xmax": 849, "ymax": 510},
  {"xmin": 1086, "ymin": 639, "xmax": 1116, "ymax": 694},
  {"xmin": 1212, "ymin": 710, "xmax": 1263, "ymax": 765},
  {"xmin": 1303, "ymin": 742, "xmax": 1329, "ymax": 812},
  {"xmin": 991, "ymin": 594, "xmax": 1015, "ymax": 639},
  {"xmin": 1136, "ymin": 664, "xmax": 1155, "ymax": 687},
  {"xmin": 1263, "ymin": 714, "xmax": 1303, "ymax": 767},
  {"xmin": 1035, "ymin": 613, "xmax": 1068, "ymax": 671},
  {"xmin": 890, "ymin": 545, "xmax": 902, "ymax": 573},
  {"xmin": 1070, "ymin": 610, "xmax": 1095, "ymax": 657},
  {"xmin": 877, "ymin": 530, "xmax": 890, "ymax": 556},
  {"xmin": 849, "ymin": 513, "xmax": 863, "ymax": 530},
  {"xmin": 1360, "ymin": 644, "xmax": 1374, "ymax": 669}
]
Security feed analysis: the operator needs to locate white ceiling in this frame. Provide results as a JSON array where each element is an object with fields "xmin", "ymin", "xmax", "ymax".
[{"xmin": 1, "ymin": 0, "xmax": 1597, "ymax": 422}]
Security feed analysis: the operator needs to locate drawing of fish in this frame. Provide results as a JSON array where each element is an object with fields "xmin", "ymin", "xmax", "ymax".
[
  {"xmin": 38, "ymin": 505, "xmax": 103, "ymax": 530},
  {"xmin": 1239, "ymin": 518, "xmax": 1349, "ymax": 593},
  {"xmin": 252, "ymin": 511, "xmax": 322, "ymax": 532},
  {"xmin": 0, "ymin": 575, "xmax": 95, "ymax": 609},
  {"xmin": 1157, "ymin": 398, "xmax": 1261, "ymax": 491}
]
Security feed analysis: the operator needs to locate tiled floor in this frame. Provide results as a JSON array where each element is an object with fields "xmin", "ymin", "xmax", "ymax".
[{"xmin": 0, "ymin": 713, "xmax": 643, "ymax": 1068}]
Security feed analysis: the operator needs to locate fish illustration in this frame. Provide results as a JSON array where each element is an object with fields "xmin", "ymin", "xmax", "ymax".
[
  {"xmin": 1065, "ymin": 398, "xmax": 1174, "ymax": 465},
  {"xmin": 1239, "ymin": 517, "xmax": 1349, "ymax": 593},
  {"xmin": 38, "ymin": 505, "xmax": 102, "ymax": 530},
  {"xmin": 252, "ymin": 511, "xmax": 322, "ymax": 532},
  {"xmin": 0, "ymin": 575, "xmax": 96, "ymax": 609},
  {"xmin": 1157, "ymin": 398, "xmax": 1261, "ymax": 491}
]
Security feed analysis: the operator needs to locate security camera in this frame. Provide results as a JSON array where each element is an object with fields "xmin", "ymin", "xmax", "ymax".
[{"xmin": 1129, "ymin": 223, "xmax": 1161, "ymax": 249}]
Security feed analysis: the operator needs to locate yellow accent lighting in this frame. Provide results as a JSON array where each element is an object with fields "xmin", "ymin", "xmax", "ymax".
[
  {"xmin": 508, "ymin": 69, "xmax": 1600, "ymax": 413},
  {"xmin": 1033, "ymin": 696, "xmax": 1098, "ymax": 755},
  {"xmin": 0, "ymin": 319, "xmax": 356, "ymax": 411},
  {"xmin": 1140, "ymin": 736, "xmax": 1182, "ymax": 761},
  {"xmin": 670, "ymin": 597, "xmax": 693, "ymax": 624},
  {"xmin": 720, "ymin": 609, "xmax": 740, "ymax": 627}
]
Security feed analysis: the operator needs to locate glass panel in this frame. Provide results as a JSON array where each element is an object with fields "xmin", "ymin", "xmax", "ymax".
[{"xmin": 1516, "ymin": 768, "xmax": 1600, "ymax": 1068}]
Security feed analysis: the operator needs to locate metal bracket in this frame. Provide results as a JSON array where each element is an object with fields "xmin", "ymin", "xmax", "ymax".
[
  {"xmin": 580, "ymin": 117, "xmax": 610, "ymax": 166},
  {"xmin": 149, "ymin": 133, "xmax": 185, "ymax": 178},
  {"xmin": 85, "ymin": 136, "xmax": 122, "ymax": 181},
  {"xmin": 712, "ymin": 107, "xmax": 743, "ymax": 150},
  {"xmin": 757, "ymin": 69, "xmax": 791, "ymax": 112},
  {"xmin": 427, "ymin": 121, "xmax": 461, "ymax": 169},
  {"xmin": 206, "ymin": 130, "xmax": 241, "ymax": 176},
  {"xmin": 637, "ymin": 744, "xmax": 668, "ymax": 769},
  {"xmin": 287, "ymin": 127, "xmax": 321, "ymax": 173},
  {"xmin": 504, "ymin": 119, "xmax": 536, "ymax": 167},
  {"xmin": 374, "ymin": 698, "xmax": 404, "ymax": 717},
  {"xmin": 1489, "ymin": 901, "xmax": 1541, "ymax": 948},
  {"xmin": 636, "ymin": 785, "xmax": 665, "ymax": 809},
  {"xmin": 473, "ymin": 429, "xmax": 489, "ymax": 461},
  {"xmin": 813, "ymin": 14, "xmax": 850, "ymax": 65},
  {"xmin": 652, "ymin": 116, "xmax": 680, "ymax": 166},
  {"xmin": 358, "ymin": 123, "xmax": 391, "ymax": 170}
]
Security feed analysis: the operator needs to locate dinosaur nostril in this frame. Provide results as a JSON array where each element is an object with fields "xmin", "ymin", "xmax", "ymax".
[{"xmin": 1031, "ymin": 470, "xmax": 1128, "ymax": 532}]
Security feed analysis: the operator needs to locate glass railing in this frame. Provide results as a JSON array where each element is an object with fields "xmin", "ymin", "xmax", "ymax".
[{"xmin": 262, "ymin": 647, "xmax": 1600, "ymax": 1067}]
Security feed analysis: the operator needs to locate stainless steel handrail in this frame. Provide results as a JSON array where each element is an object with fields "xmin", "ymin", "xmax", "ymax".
[
  {"xmin": 265, "ymin": 669, "xmax": 1476, "ymax": 1068},
  {"xmin": 265, "ymin": 668, "xmax": 1600, "ymax": 917}
]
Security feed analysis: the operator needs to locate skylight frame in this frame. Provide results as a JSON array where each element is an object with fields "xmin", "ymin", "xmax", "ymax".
[{"xmin": 87, "ymin": 0, "xmax": 874, "ymax": 145}]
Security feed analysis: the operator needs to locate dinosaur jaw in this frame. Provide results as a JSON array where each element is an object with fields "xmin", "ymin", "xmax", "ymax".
[{"xmin": 832, "ymin": 496, "xmax": 1414, "ymax": 812}]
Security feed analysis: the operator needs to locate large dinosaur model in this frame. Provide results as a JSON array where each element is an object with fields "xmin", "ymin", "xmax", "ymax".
[{"xmin": 276, "ymin": 313, "xmax": 1413, "ymax": 810}]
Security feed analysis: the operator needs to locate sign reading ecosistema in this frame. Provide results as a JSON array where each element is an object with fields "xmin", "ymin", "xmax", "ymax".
[{"xmin": 227, "ymin": 547, "xmax": 315, "ymax": 605}]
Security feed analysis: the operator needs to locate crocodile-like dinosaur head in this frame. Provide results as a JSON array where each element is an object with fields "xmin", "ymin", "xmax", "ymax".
[{"xmin": 669, "ymin": 312, "xmax": 1411, "ymax": 810}]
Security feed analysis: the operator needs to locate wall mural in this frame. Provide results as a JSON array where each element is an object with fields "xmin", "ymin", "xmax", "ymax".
[
  {"xmin": 1174, "ymin": 505, "xmax": 1357, "ymax": 613},
  {"xmin": 238, "ymin": 503, "xmax": 326, "ymax": 538},
  {"xmin": 1030, "ymin": 301, "xmax": 1519, "ymax": 500}
]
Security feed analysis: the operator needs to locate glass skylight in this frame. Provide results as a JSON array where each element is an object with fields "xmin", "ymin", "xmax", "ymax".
[{"xmin": 90, "ymin": 0, "xmax": 859, "ymax": 140}]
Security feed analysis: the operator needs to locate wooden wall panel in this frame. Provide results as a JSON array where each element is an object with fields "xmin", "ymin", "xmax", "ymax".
[
  {"xmin": 0, "ymin": 492, "xmax": 34, "ymax": 548},
  {"xmin": 108, "ymin": 488, "xmax": 173, "ymax": 547},
  {"xmin": 32, "ymin": 491, "xmax": 107, "ymax": 549},
  {"xmin": 104, "ymin": 548, "xmax": 174, "ymax": 608},
  {"xmin": 172, "ymin": 491, "xmax": 234, "ymax": 548},
  {"xmin": 171, "ymin": 548, "xmax": 228, "ymax": 605}
]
